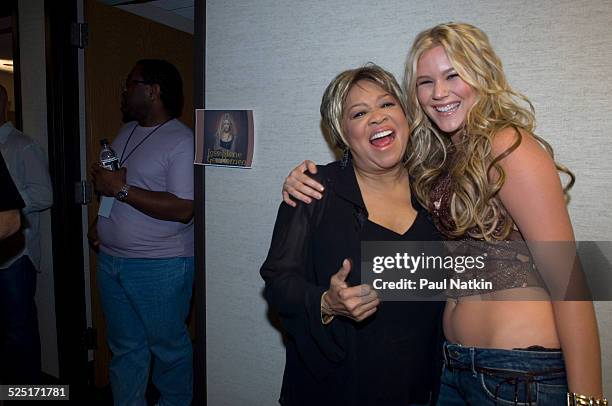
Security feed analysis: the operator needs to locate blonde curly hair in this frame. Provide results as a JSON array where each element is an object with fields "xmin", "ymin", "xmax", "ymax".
[{"xmin": 403, "ymin": 22, "xmax": 574, "ymax": 240}]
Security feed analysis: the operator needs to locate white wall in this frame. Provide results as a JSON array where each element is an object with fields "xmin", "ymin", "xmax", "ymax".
[
  {"xmin": 204, "ymin": 1, "xmax": 612, "ymax": 404},
  {"xmin": 18, "ymin": 0, "xmax": 59, "ymax": 378}
]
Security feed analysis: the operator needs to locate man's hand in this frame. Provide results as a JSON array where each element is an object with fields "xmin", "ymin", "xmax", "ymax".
[
  {"xmin": 323, "ymin": 259, "xmax": 380, "ymax": 322},
  {"xmin": 90, "ymin": 164, "xmax": 126, "ymax": 197}
]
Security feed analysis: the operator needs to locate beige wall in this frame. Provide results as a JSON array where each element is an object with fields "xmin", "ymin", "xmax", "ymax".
[{"xmin": 204, "ymin": 1, "xmax": 612, "ymax": 404}]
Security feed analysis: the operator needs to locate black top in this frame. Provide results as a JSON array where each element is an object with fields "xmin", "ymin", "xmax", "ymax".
[
  {"xmin": 0, "ymin": 151, "xmax": 24, "ymax": 211},
  {"xmin": 261, "ymin": 161, "xmax": 444, "ymax": 406},
  {"xmin": 219, "ymin": 139, "xmax": 233, "ymax": 150}
]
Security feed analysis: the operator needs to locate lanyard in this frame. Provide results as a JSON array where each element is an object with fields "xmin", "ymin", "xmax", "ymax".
[{"xmin": 119, "ymin": 118, "xmax": 172, "ymax": 166}]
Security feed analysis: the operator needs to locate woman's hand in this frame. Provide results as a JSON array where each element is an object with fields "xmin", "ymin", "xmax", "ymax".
[
  {"xmin": 282, "ymin": 160, "xmax": 325, "ymax": 207},
  {"xmin": 323, "ymin": 259, "xmax": 380, "ymax": 322}
]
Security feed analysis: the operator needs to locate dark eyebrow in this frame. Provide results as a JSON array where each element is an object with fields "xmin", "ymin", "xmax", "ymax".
[
  {"xmin": 346, "ymin": 92, "xmax": 393, "ymax": 111},
  {"xmin": 416, "ymin": 67, "xmax": 456, "ymax": 81},
  {"xmin": 346, "ymin": 102, "xmax": 367, "ymax": 111}
]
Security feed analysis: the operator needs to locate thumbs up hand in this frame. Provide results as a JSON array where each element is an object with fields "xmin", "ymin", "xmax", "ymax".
[{"xmin": 322, "ymin": 258, "xmax": 380, "ymax": 322}]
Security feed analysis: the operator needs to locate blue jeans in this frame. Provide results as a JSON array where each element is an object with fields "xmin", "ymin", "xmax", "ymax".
[
  {"xmin": 0, "ymin": 255, "xmax": 41, "ymax": 384},
  {"xmin": 97, "ymin": 252, "xmax": 194, "ymax": 406},
  {"xmin": 437, "ymin": 342, "xmax": 567, "ymax": 405}
]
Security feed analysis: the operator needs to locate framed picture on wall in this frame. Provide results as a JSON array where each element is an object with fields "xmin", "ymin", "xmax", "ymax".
[{"xmin": 194, "ymin": 109, "xmax": 254, "ymax": 168}]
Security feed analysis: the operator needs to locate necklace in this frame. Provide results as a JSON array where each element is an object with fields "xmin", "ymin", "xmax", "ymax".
[{"xmin": 119, "ymin": 118, "xmax": 172, "ymax": 166}]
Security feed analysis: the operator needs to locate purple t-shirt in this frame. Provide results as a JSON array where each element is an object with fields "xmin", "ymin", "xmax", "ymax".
[{"xmin": 98, "ymin": 119, "xmax": 194, "ymax": 258}]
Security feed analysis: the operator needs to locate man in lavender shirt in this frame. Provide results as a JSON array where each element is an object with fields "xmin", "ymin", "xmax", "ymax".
[{"xmin": 90, "ymin": 59, "xmax": 194, "ymax": 406}]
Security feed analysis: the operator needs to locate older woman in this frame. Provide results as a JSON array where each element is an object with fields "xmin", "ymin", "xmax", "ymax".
[
  {"xmin": 282, "ymin": 23, "xmax": 606, "ymax": 405},
  {"xmin": 261, "ymin": 65, "xmax": 444, "ymax": 406}
]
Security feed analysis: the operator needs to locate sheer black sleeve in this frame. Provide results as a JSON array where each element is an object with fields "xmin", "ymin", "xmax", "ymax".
[{"xmin": 260, "ymin": 169, "xmax": 347, "ymax": 381}]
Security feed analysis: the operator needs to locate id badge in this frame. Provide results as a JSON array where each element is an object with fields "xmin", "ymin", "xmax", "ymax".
[{"xmin": 98, "ymin": 196, "xmax": 115, "ymax": 218}]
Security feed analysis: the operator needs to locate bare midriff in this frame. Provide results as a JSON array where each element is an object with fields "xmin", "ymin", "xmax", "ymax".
[{"xmin": 443, "ymin": 288, "xmax": 561, "ymax": 349}]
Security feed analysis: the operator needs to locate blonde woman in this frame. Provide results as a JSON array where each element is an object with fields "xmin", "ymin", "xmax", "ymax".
[
  {"xmin": 214, "ymin": 112, "xmax": 237, "ymax": 151},
  {"xmin": 282, "ymin": 23, "xmax": 606, "ymax": 405}
]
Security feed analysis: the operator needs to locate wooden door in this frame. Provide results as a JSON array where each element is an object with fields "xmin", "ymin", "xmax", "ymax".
[{"xmin": 84, "ymin": 0, "xmax": 194, "ymax": 387}]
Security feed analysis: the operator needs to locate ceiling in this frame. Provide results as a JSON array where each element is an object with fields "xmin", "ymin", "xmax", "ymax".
[
  {"xmin": 147, "ymin": 0, "xmax": 194, "ymax": 20},
  {"xmin": 99, "ymin": 0, "xmax": 194, "ymax": 20},
  {"xmin": 0, "ymin": 1, "xmax": 195, "ymax": 74}
]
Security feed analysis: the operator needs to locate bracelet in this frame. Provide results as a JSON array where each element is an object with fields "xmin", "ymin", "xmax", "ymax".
[
  {"xmin": 320, "ymin": 291, "xmax": 334, "ymax": 325},
  {"xmin": 568, "ymin": 392, "xmax": 608, "ymax": 406}
]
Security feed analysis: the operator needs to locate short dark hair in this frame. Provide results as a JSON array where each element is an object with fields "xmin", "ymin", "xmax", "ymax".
[{"xmin": 136, "ymin": 59, "xmax": 184, "ymax": 118}]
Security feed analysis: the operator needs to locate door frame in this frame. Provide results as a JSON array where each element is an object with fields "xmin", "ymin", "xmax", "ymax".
[
  {"xmin": 44, "ymin": 0, "xmax": 90, "ymax": 397},
  {"xmin": 193, "ymin": 1, "xmax": 206, "ymax": 404},
  {"xmin": 45, "ymin": 0, "xmax": 207, "ymax": 402}
]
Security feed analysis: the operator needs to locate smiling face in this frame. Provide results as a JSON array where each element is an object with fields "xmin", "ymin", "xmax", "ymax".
[
  {"xmin": 416, "ymin": 45, "xmax": 477, "ymax": 138},
  {"xmin": 342, "ymin": 80, "xmax": 410, "ymax": 173},
  {"xmin": 222, "ymin": 118, "xmax": 231, "ymax": 132}
]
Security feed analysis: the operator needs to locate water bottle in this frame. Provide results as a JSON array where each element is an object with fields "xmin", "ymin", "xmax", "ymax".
[{"xmin": 99, "ymin": 139, "xmax": 120, "ymax": 171}]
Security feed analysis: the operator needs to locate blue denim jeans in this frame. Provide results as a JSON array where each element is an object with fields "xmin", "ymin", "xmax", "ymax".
[
  {"xmin": 0, "ymin": 255, "xmax": 41, "ymax": 384},
  {"xmin": 437, "ymin": 342, "xmax": 567, "ymax": 405},
  {"xmin": 97, "ymin": 252, "xmax": 194, "ymax": 406}
]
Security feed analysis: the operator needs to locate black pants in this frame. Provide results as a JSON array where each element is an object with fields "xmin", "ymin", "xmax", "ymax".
[{"xmin": 0, "ymin": 255, "xmax": 41, "ymax": 384}]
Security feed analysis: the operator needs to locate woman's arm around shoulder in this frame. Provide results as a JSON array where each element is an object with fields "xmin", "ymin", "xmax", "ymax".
[{"xmin": 282, "ymin": 160, "xmax": 325, "ymax": 206}]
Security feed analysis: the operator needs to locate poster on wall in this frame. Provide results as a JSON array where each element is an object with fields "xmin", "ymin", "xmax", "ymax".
[{"xmin": 194, "ymin": 109, "xmax": 254, "ymax": 168}]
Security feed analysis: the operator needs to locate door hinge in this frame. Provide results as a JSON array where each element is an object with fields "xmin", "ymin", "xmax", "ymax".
[
  {"xmin": 75, "ymin": 180, "xmax": 92, "ymax": 205},
  {"xmin": 71, "ymin": 22, "xmax": 89, "ymax": 49}
]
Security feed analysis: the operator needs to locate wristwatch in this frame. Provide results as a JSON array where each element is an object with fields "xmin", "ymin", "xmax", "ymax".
[{"xmin": 116, "ymin": 184, "xmax": 131, "ymax": 202}]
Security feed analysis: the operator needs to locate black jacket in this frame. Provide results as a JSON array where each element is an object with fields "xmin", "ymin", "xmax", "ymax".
[{"xmin": 261, "ymin": 161, "xmax": 444, "ymax": 406}]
